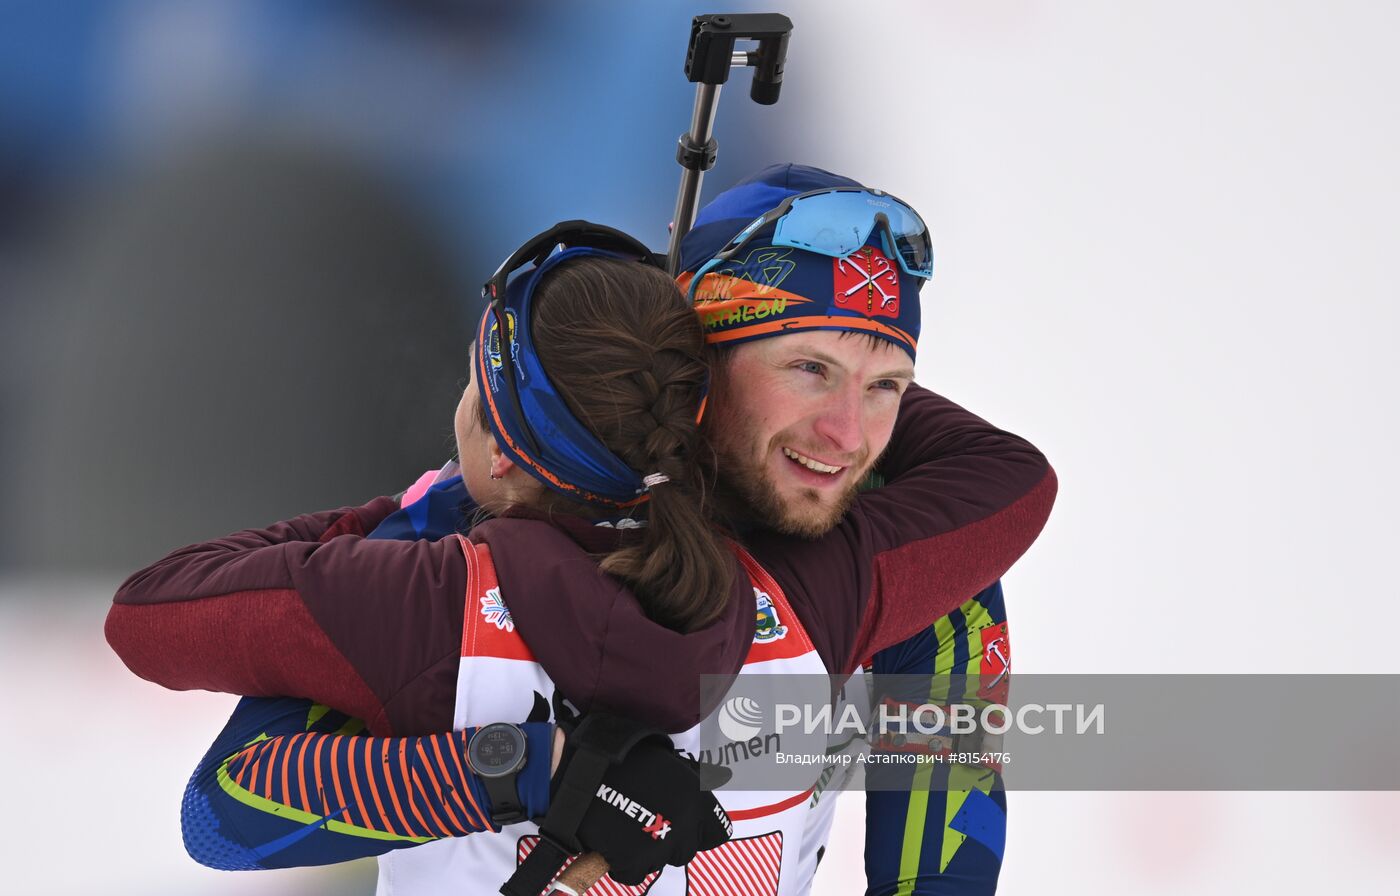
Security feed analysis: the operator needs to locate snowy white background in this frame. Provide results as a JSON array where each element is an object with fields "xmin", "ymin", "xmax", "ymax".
[{"xmin": 799, "ymin": 1, "xmax": 1400, "ymax": 892}]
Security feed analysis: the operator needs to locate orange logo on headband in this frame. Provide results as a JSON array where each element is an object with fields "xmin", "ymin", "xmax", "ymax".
[
  {"xmin": 833, "ymin": 246, "xmax": 900, "ymax": 318},
  {"xmin": 677, "ymin": 269, "xmax": 814, "ymax": 333},
  {"xmin": 694, "ymin": 292, "xmax": 812, "ymax": 332}
]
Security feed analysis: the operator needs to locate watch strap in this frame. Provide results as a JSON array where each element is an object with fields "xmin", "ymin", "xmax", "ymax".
[{"xmin": 482, "ymin": 772, "xmax": 527, "ymax": 827}]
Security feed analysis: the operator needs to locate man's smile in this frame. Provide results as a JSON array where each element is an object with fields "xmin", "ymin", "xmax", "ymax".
[
  {"xmin": 781, "ymin": 446, "xmax": 845, "ymax": 475},
  {"xmin": 775, "ymin": 443, "xmax": 864, "ymax": 494}
]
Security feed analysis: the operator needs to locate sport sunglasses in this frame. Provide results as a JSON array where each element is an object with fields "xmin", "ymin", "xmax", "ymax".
[{"xmin": 688, "ymin": 187, "xmax": 933, "ymax": 302}]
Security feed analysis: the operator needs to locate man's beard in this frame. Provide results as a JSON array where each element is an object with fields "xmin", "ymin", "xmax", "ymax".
[{"xmin": 715, "ymin": 441, "xmax": 868, "ymax": 539}]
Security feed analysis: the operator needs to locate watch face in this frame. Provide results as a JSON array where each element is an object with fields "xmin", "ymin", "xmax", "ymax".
[{"xmin": 470, "ymin": 723, "xmax": 525, "ymax": 776}]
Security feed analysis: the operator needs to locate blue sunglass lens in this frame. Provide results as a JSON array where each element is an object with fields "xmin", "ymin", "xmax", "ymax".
[
  {"xmin": 882, "ymin": 202, "xmax": 933, "ymax": 278},
  {"xmin": 773, "ymin": 191, "xmax": 932, "ymax": 278},
  {"xmin": 775, "ymin": 192, "xmax": 876, "ymax": 257}
]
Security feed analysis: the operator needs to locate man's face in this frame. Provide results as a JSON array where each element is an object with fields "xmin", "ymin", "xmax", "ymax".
[{"xmin": 706, "ymin": 330, "xmax": 914, "ymax": 538}]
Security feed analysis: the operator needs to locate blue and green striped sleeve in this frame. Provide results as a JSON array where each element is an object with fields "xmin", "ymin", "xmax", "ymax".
[{"xmin": 864, "ymin": 581, "xmax": 1008, "ymax": 895}]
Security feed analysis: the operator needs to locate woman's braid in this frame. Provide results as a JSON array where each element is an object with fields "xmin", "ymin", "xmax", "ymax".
[{"xmin": 529, "ymin": 257, "xmax": 732, "ymax": 632}]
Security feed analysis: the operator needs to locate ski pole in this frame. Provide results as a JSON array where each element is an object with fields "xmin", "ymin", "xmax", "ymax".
[
  {"xmin": 541, "ymin": 19, "xmax": 796, "ymax": 892},
  {"xmin": 666, "ymin": 12, "xmax": 793, "ymax": 275}
]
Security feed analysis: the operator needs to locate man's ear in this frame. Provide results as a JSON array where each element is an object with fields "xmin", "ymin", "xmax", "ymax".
[{"xmin": 488, "ymin": 439, "xmax": 516, "ymax": 480}]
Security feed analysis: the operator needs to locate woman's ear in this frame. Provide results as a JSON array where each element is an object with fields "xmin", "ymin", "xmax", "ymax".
[{"xmin": 487, "ymin": 439, "xmax": 516, "ymax": 481}]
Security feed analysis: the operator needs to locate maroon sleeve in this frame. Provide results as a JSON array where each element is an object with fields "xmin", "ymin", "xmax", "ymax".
[
  {"xmin": 105, "ymin": 496, "xmax": 466, "ymax": 735},
  {"xmin": 743, "ymin": 384, "xmax": 1056, "ymax": 675}
]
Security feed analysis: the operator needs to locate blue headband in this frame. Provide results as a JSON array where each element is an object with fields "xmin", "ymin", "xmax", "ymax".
[{"xmin": 474, "ymin": 247, "xmax": 651, "ymax": 508}]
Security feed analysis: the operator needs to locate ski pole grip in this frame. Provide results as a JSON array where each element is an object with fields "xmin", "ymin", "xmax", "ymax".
[
  {"xmin": 547, "ymin": 853, "xmax": 610, "ymax": 895},
  {"xmin": 685, "ymin": 13, "xmax": 793, "ymax": 91},
  {"xmin": 748, "ymin": 27, "xmax": 789, "ymax": 105},
  {"xmin": 667, "ymin": 13, "xmax": 793, "ymax": 273}
]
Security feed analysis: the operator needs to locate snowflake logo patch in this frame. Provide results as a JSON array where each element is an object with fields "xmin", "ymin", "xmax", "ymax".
[{"xmin": 479, "ymin": 587, "xmax": 514, "ymax": 632}]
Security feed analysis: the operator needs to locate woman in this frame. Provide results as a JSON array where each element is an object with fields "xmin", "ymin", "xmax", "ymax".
[
  {"xmin": 110, "ymin": 210, "xmax": 1052, "ymax": 894},
  {"xmin": 118, "ymin": 224, "xmax": 748, "ymax": 892}
]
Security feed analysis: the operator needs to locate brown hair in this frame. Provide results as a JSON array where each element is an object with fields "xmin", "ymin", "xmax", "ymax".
[{"xmin": 527, "ymin": 255, "xmax": 732, "ymax": 633}]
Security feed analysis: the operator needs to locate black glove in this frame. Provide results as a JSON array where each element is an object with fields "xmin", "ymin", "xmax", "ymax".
[
  {"xmin": 565, "ymin": 728, "xmax": 732, "ymax": 884},
  {"xmin": 501, "ymin": 711, "xmax": 731, "ymax": 895}
]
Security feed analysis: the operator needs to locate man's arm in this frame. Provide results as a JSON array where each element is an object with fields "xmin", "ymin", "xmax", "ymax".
[
  {"xmin": 864, "ymin": 582, "xmax": 1009, "ymax": 895},
  {"xmin": 745, "ymin": 384, "xmax": 1055, "ymax": 673},
  {"xmin": 104, "ymin": 495, "xmax": 467, "ymax": 734}
]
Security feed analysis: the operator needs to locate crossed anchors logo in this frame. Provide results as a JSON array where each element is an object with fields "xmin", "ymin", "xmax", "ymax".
[
  {"xmin": 979, "ymin": 630, "xmax": 1011, "ymax": 702},
  {"xmin": 833, "ymin": 245, "xmax": 900, "ymax": 317},
  {"xmin": 983, "ymin": 636, "xmax": 1010, "ymax": 689}
]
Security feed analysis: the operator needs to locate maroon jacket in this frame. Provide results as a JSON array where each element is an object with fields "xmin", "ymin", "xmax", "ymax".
[{"xmin": 105, "ymin": 385, "xmax": 1056, "ymax": 736}]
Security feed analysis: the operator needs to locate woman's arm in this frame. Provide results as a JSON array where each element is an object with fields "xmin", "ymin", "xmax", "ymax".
[{"xmin": 183, "ymin": 695, "xmax": 553, "ymax": 870}]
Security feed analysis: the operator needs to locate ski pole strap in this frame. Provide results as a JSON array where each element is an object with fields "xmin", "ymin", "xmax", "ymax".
[
  {"xmin": 499, "ymin": 715, "xmax": 664, "ymax": 896},
  {"xmin": 500, "ymin": 747, "xmax": 605, "ymax": 896}
]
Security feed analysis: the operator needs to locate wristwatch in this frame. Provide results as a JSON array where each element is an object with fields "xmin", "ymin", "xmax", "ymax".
[{"xmin": 467, "ymin": 723, "xmax": 530, "ymax": 826}]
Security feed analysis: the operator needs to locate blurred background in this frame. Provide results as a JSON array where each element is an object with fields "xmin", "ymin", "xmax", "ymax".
[{"xmin": 2, "ymin": 0, "xmax": 1397, "ymax": 893}]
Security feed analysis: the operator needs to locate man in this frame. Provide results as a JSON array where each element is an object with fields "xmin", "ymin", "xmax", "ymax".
[
  {"xmin": 679, "ymin": 163, "xmax": 1029, "ymax": 893},
  {"xmin": 107, "ymin": 163, "xmax": 1054, "ymax": 894}
]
